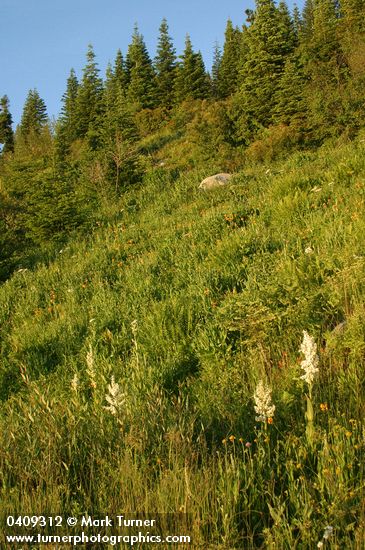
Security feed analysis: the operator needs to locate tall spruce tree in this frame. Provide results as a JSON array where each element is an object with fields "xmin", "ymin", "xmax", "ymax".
[
  {"xmin": 0, "ymin": 95, "xmax": 14, "ymax": 153},
  {"xmin": 125, "ymin": 25, "xmax": 156, "ymax": 110},
  {"xmin": 235, "ymin": 0, "xmax": 295, "ymax": 138},
  {"xmin": 303, "ymin": 0, "xmax": 344, "ymax": 137},
  {"xmin": 76, "ymin": 44, "xmax": 104, "ymax": 140},
  {"xmin": 20, "ymin": 89, "xmax": 48, "ymax": 138},
  {"xmin": 217, "ymin": 20, "xmax": 242, "ymax": 98},
  {"xmin": 113, "ymin": 49, "xmax": 128, "ymax": 94},
  {"xmin": 309, "ymin": 0, "xmax": 340, "ymax": 62},
  {"xmin": 274, "ymin": 54, "xmax": 308, "ymax": 126},
  {"xmin": 211, "ymin": 42, "xmax": 222, "ymax": 98},
  {"xmin": 59, "ymin": 68, "xmax": 79, "ymax": 143},
  {"xmin": 154, "ymin": 18, "xmax": 177, "ymax": 108},
  {"xmin": 174, "ymin": 35, "xmax": 209, "ymax": 102}
]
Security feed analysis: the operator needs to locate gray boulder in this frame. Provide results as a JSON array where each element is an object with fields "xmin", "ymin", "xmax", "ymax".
[{"xmin": 199, "ymin": 173, "xmax": 232, "ymax": 190}]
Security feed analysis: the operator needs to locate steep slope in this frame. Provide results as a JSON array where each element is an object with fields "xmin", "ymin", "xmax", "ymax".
[{"xmin": 1, "ymin": 137, "xmax": 365, "ymax": 547}]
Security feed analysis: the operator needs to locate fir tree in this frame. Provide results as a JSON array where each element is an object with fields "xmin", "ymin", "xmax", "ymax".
[
  {"xmin": 76, "ymin": 44, "xmax": 104, "ymax": 141},
  {"xmin": 211, "ymin": 42, "xmax": 222, "ymax": 98},
  {"xmin": 277, "ymin": 1, "xmax": 297, "ymax": 51},
  {"xmin": 217, "ymin": 20, "xmax": 242, "ymax": 98},
  {"xmin": 310, "ymin": 0, "xmax": 340, "ymax": 62},
  {"xmin": 299, "ymin": 0, "xmax": 315, "ymax": 46},
  {"xmin": 154, "ymin": 18, "xmax": 177, "ymax": 108},
  {"xmin": 0, "ymin": 95, "xmax": 14, "ymax": 154},
  {"xmin": 302, "ymin": 0, "xmax": 344, "ymax": 138},
  {"xmin": 236, "ymin": 0, "xmax": 295, "ymax": 137},
  {"xmin": 174, "ymin": 35, "xmax": 209, "ymax": 102},
  {"xmin": 20, "ymin": 89, "xmax": 48, "ymax": 138},
  {"xmin": 274, "ymin": 54, "xmax": 308, "ymax": 127},
  {"xmin": 59, "ymin": 68, "xmax": 79, "ymax": 143},
  {"xmin": 114, "ymin": 49, "xmax": 128, "ymax": 93},
  {"xmin": 340, "ymin": 0, "xmax": 365, "ymax": 34},
  {"xmin": 125, "ymin": 25, "xmax": 156, "ymax": 110},
  {"xmin": 293, "ymin": 4, "xmax": 302, "ymax": 39}
]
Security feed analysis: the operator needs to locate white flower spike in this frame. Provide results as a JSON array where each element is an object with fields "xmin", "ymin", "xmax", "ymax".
[
  {"xmin": 104, "ymin": 376, "xmax": 125, "ymax": 416},
  {"xmin": 254, "ymin": 380, "xmax": 275, "ymax": 422},
  {"xmin": 300, "ymin": 330, "xmax": 319, "ymax": 386}
]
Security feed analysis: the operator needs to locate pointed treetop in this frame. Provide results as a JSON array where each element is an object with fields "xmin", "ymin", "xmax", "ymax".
[{"xmin": 0, "ymin": 95, "xmax": 14, "ymax": 153}]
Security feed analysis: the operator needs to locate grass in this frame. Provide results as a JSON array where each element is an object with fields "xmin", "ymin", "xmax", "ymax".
[{"xmin": 1, "ymin": 135, "xmax": 365, "ymax": 548}]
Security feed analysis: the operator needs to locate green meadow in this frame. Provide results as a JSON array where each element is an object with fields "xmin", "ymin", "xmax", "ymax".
[{"xmin": 1, "ymin": 133, "xmax": 365, "ymax": 548}]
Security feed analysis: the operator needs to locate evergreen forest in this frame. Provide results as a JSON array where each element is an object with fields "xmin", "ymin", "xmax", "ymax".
[{"xmin": 1, "ymin": 0, "xmax": 365, "ymax": 547}]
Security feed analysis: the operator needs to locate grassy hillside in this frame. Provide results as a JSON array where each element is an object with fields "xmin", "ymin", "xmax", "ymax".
[{"xmin": 1, "ymin": 135, "xmax": 365, "ymax": 548}]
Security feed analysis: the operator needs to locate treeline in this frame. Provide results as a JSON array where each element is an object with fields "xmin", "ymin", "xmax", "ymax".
[{"xmin": 1, "ymin": 0, "xmax": 365, "ymax": 279}]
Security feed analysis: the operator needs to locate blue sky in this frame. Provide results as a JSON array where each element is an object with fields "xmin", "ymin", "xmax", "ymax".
[{"xmin": 1, "ymin": 0, "xmax": 302, "ymax": 126}]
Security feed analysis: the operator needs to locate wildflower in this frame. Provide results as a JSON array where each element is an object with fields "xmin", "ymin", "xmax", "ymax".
[
  {"xmin": 317, "ymin": 525, "xmax": 334, "ymax": 547},
  {"xmin": 86, "ymin": 345, "xmax": 97, "ymax": 389},
  {"xmin": 229, "ymin": 435, "xmax": 236, "ymax": 442},
  {"xmin": 305, "ymin": 246, "xmax": 314, "ymax": 254},
  {"xmin": 254, "ymin": 380, "xmax": 275, "ymax": 423},
  {"xmin": 300, "ymin": 331, "xmax": 319, "ymax": 387},
  {"xmin": 245, "ymin": 442, "xmax": 252, "ymax": 448},
  {"xmin": 104, "ymin": 376, "xmax": 125, "ymax": 416},
  {"xmin": 320, "ymin": 403, "xmax": 328, "ymax": 412},
  {"xmin": 267, "ymin": 417, "xmax": 274, "ymax": 425},
  {"xmin": 71, "ymin": 373, "xmax": 79, "ymax": 392},
  {"xmin": 323, "ymin": 526, "xmax": 333, "ymax": 540},
  {"xmin": 239, "ymin": 438, "xmax": 244, "ymax": 443},
  {"xmin": 222, "ymin": 438, "xmax": 227, "ymax": 445}
]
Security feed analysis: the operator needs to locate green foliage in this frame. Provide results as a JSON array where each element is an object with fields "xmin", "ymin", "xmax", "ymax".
[
  {"xmin": 75, "ymin": 45, "xmax": 104, "ymax": 143},
  {"xmin": 126, "ymin": 25, "xmax": 156, "ymax": 110},
  {"xmin": 19, "ymin": 89, "xmax": 48, "ymax": 139},
  {"xmin": 216, "ymin": 20, "xmax": 242, "ymax": 98},
  {"xmin": 1, "ymin": 139, "xmax": 365, "ymax": 547},
  {"xmin": 2, "ymin": 6, "xmax": 365, "ymax": 547},
  {"xmin": 174, "ymin": 35, "xmax": 210, "ymax": 103},
  {"xmin": 59, "ymin": 68, "xmax": 79, "ymax": 146},
  {"xmin": 113, "ymin": 49, "xmax": 128, "ymax": 94},
  {"xmin": 101, "ymin": 87, "xmax": 141, "ymax": 193},
  {"xmin": 0, "ymin": 95, "xmax": 14, "ymax": 154},
  {"xmin": 211, "ymin": 41, "xmax": 222, "ymax": 98},
  {"xmin": 235, "ymin": 0, "xmax": 295, "ymax": 142},
  {"xmin": 154, "ymin": 18, "xmax": 177, "ymax": 109},
  {"xmin": 274, "ymin": 54, "xmax": 308, "ymax": 127}
]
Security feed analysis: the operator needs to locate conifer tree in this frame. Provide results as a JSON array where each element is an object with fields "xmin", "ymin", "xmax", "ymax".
[
  {"xmin": 235, "ymin": 0, "xmax": 295, "ymax": 137},
  {"xmin": 274, "ymin": 54, "xmax": 308, "ymax": 126},
  {"xmin": 277, "ymin": 1, "xmax": 297, "ymax": 51},
  {"xmin": 59, "ymin": 68, "xmax": 79, "ymax": 143},
  {"xmin": 154, "ymin": 18, "xmax": 177, "ymax": 109},
  {"xmin": 125, "ymin": 25, "xmax": 156, "ymax": 110},
  {"xmin": 303, "ymin": 0, "xmax": 344, "ymax": 137},
  {"xmin": 211, "ymin": 42, "xmax": 222, "ymax": 98},
  {"xmin": 174, "ymin": 35, "xmax": 209, "ymax": 102},
  {"xmin": 0, "ymin": 95, "xmax": 14, "ymax": 153},
  {"xmin": 309, "ymin": 0, "xmax": 340, "ymax": 62},
  {"xmin": 76, "ymin": 44, "xmax": 104, "ymax": 140},
  {"xmin": 340, "ymin": 0, "xmax": 365, "ymax": 35},
  {"xmin": 300, "ymin": 0, "xmax": 315, "ymax": 45},
  {"xmin": 217, "ymin": 20, "xmax": 242, "ymax": 98},
  {"xmin": 114, "ymin": 49, "xmax": 128, "ymax": 93},
  {"xmin": 20, "ymin": 89, "xmax": 48, "ymax": 138},
  {"xmin": 293, "ymin": 4, "xmax": 302, "ymax": 39}
]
